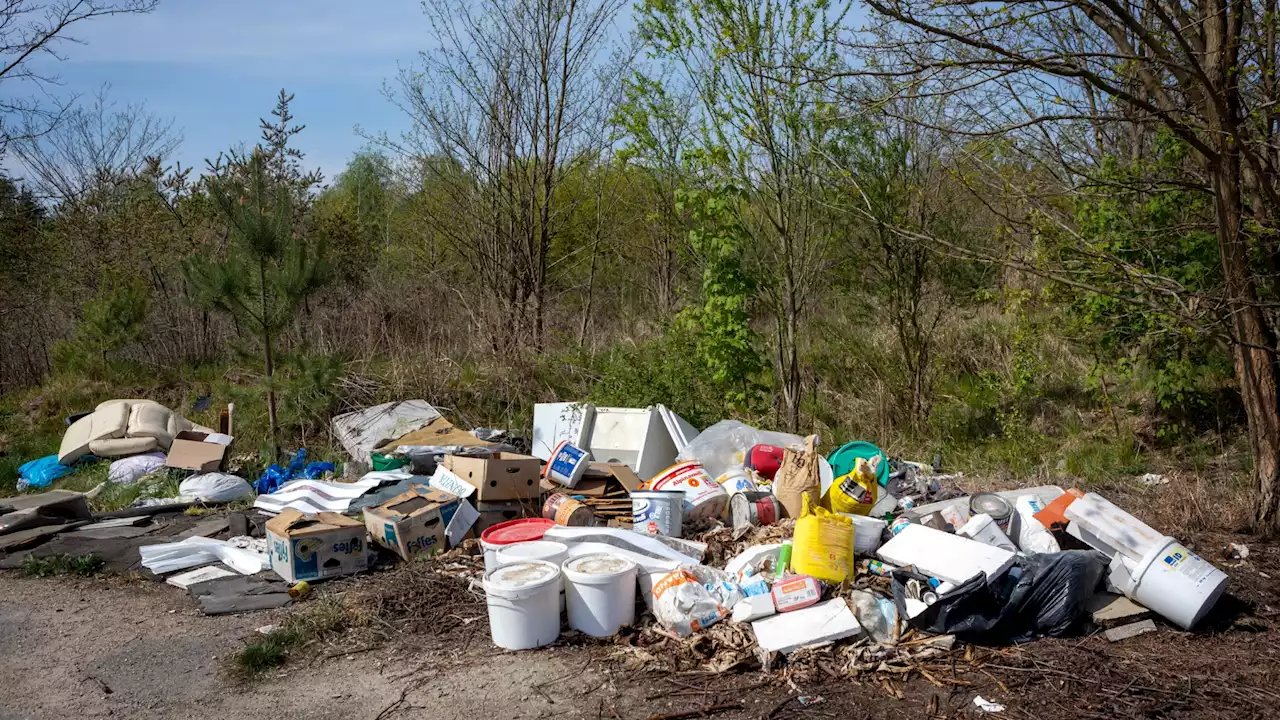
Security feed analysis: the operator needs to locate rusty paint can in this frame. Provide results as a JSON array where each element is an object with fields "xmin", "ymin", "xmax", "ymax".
[
  {"xmin": 730, "ymin": 491, "xmax": 782, "ymax": 531},
  {"xmin": 543, "ymin": 492, "xmax": 593, "ymax": 526}
]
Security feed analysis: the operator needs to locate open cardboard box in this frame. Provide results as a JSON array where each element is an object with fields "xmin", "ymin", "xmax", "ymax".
[
  {"xmin": 165, "ymin": 430, "xmax": 233, "ymax": 472},
  {"xmin": 442, "ymin": 452, "xmax": 541, "ymax": 501},
  {"xmin": 364, "ymin": 486, "xmax": 477, "ymax": 560},
  {"xmin": 266, "ymin": 509, "xmax": 369, "ymax": 583}
]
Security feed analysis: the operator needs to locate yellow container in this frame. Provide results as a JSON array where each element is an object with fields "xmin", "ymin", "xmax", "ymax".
[
  {"xmin": 791, "ymin": 494, "xmax": 853, "ymax": 583},
  {"xmin": 824, "ymin": 457, "xmax": 878, "ymax": 516}
]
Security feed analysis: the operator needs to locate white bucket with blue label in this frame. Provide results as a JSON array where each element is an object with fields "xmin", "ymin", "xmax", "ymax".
[
  {"xmin": 1111, "ymin": 535, "xmax": 1228, "ymax": 630},
  {"xmin": 632, "ymin": 489, "xmax": 684, "ymax": 537},
  {"xmin": 544, "ymin": 440, "xmax": 591, "ymax": 489}
]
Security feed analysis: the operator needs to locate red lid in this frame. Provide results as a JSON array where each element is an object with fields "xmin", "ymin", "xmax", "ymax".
[{"xmin": 481, "ymin": 518, "xmax": 555, "ymax": 545}]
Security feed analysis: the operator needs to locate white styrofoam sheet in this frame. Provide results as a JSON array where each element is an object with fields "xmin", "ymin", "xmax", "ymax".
[
  {"xmin": 751, "ymin": 599, "xmax": 861, "ymax": 653},
  {"xmin": 876, "ymin": 524, "xmax": 1016, "ymax": 585},
  {"xmin": 1064, "ymin": 493, "xmax": 1165, "ymax": 561}
]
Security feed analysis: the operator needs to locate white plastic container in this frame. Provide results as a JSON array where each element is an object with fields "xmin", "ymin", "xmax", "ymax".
[
  {"xmin": 562, "ymin": 553, "xmax": 638, "ymax": 637},
  {"xmin": 545, "ymin": 441, "xmax": 591, "ymax": 488},
  {"xmin": 958, "ymin": 513, "xmax": 1018, "ymax": 552},
  {"xmin": 845, "ymin": 514, "xmax": 887, "ymax": 555},
  {"xmin": 484, "ymin": 560, "xmax": 563, "ymax": 650},
  {"xmin": 1110, "ymin": 536, "xmax": 1228, "ymax": 630},
  {"xmin": 496, "ymin": 540, "xmax": 570, "ymax": 610}
]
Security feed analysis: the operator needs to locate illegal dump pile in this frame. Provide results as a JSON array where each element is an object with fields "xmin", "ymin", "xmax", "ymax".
[{"xmin": 0, "ymin": 397, "xmax": 1244, "ymax": 693}]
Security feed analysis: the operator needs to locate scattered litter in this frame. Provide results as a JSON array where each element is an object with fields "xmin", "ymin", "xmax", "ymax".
[
  {"xmin": 973, "ymin": 695, "xmax": 1005, "ymax": 713},
  {"xmin": 1137, "ymin": 473, "xmax": 1169, "ymax": 486},
  {"xmin": 1224, "ymin": 543, "xmax": 1250, "ymax": 560},
  {"xmin": 797, "ymin": 695, "xmax": 824, "ymax": 706},
  {"xmin": 877, "ymin": 524, "xmax": 1016, "ymax": 586},
  {"xmin": 140, "ymin": 536, "xmax": 268, "ymax": 575}
]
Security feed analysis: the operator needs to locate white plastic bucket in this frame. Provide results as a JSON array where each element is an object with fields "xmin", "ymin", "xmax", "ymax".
[
  {"xmin": 846, "ymin": 514, "xmax": 887, "ymax": 555},
  {"xmin": 957, "ymin": 513, "xmax": 1018, "ymax": 552},
  {"xmin": 496, "ymin": 541, "xmax": 570, "ymax": 611},
  {"xmin": 484, "ymin": 560, "xmax": 563, "ymax": 650},
  {"xmin": 562, "ymin": 553, "xmax": 638, "ymax": 637},
  {"xmin": 632, "ymin": 490, "xmax": 685, "ymax": 537},
  {"xmin": 1114, "ymin": 536, "xmax": 1228, "ymax": 630},
  {"xmin": 545, "ymin": 441, "xmax": 591, "ymax": 488},
  {"xmin": 651, "ymin": 461, "xmax": 728, "ymax": 521}
]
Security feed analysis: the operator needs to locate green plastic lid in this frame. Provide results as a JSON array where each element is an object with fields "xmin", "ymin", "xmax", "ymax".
[{"xmin": 827, "ymin": 441, "xmax": 890, "ymax": 486}]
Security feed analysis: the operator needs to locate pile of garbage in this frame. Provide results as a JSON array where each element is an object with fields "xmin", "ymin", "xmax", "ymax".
[{"xmin": 1, "ymin": 397, "xmax": 1233, "ymax": 674}]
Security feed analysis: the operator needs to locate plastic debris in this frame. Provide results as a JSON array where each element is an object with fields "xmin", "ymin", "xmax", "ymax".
[{"xmin": 973, "ymin": 696, "xmax": 1005, "ymax": 713}]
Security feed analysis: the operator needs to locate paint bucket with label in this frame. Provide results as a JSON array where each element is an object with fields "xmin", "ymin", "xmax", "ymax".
[
  {"xmin": 631, "ymin": 489, "xmax": 684, "ymax": 537},
  {"xmin": 1110, "ymin": 536, "xmax": 1228, "ymax": 630},
  {"xmin": 544, "ymin": 440, "xmax": 591, "ymax": 489},
  {"xmin": 543, "ymin": 493, "xmax": 594, "ymax": 527},
  {"xmin": 730, "ymin": 491, "xmax": 782, "ymax": 531},
  {"xmin": 650, "ymin": 461, "xmax": 728, "ymax": 521}
]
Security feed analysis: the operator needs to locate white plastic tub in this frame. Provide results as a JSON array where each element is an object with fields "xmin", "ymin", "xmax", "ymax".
[
  {"xmin": 1110, "ymin": 536, "xmax": 1228, "ymax": 630},
  {"xmin": 562, "ymin": 553, "xmax": 637, "ymax": 637},
  {"xmin": 496, "ymin": 541, "xmax": 570, "ymax": 610},
  {"xmin": 845, "ymin": 514, "xmax": 887, "ymax": 555},
  {"xmin": 484, "ymin": 560, "xmax": 563, "ymax": 650}
]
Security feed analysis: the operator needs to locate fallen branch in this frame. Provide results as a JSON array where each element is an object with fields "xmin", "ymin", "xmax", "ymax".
[{"xmin": 647, "ymin": 702, "xmax": 743, "ymax": 720}]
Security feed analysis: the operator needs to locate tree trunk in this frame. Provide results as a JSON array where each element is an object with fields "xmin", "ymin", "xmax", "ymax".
[{"xmin": 1213, "ymin": 157, "xmax": 1280, "ymax": 530}]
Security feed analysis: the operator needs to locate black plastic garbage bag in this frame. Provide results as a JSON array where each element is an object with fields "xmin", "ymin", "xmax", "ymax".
[{"xmin": 891, "ymin": 550, "xmax": 1107, "ymax": 644}]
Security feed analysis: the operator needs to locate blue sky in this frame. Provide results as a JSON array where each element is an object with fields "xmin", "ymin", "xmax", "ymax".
[{"xmin": 13, "ymin": 0, "xmax": 434, "ymax": 183}]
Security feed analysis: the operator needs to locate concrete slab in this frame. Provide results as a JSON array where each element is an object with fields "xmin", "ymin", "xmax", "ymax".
[{"xmin": 1105, "ymin": 619, "xmax": 1157, "ymax": 642}]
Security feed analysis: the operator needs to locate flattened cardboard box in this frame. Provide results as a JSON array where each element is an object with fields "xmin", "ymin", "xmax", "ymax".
[
  {"xmin": 364, "ymin": 487, "xmax": 475, "ymax": 560},
  {"xmin": 166, "ymin": 430, "xmax": 231, "ymax": 472},
  {"xmin": 443, "ymin": 452, "xmax": 542, "ymax": 501},
  {"xmin": 266, "ymin": 509, "xmax": 369, "ymax": 583}
]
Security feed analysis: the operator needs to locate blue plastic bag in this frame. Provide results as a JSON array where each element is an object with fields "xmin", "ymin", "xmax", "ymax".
[
  {"xmin": 255, "ymin": 449, "xmax": 336, "ymax": 494},
  {"xmin": 17, "ymin": 455, "xmax": 74, "ymax": 491}
]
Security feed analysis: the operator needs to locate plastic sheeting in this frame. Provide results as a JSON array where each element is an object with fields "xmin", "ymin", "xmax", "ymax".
[
  {"xmin": 331, "ymin": 400, "xmax": 442, "ymax": 465},
  {"xmin": 676, "ymin": 420, "xmax": 804, "ymax": 480},
  {"xmin": 139, "ymin": 536, "xmax": 268, "ymax": 575},
  {"xmin": 17, "ymin": 455, "xmax": 75, "ymax": 491},
  {"xmin": 108, "ymin": 452, "xmax": 167, "ymax": 485},
  {"xmin": 252, "ymin": 473, "xmax": 397, "ymax": 515}
]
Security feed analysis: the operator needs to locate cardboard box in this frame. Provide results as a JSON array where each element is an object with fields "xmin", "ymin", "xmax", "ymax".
[
  {"xmin": 364, "ymin": 487, "xmax": 477, "ymax": 560},
  {"xmin": 470, "ymin": 499, "xmax": 538, "ymax": 534},
  {"xmin": 443, "ymin": 452, "xmax": 542, "ymax": 501},
  {"xmin": 166, "ymin": 431, "xmax": 232, "ymax": 472},
  {"xmin": 266, "ymin": 509, "xmax": 369, "ymax": 583}
]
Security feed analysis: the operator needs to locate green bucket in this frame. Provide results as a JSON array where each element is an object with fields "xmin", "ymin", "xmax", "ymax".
[
  {"xmin": 371, "ymin": 453, "xmax": 409, "ymax": 472},
  {"xmin": 827, "ymin": 441, "xmax": 890, "ymax": 486}
]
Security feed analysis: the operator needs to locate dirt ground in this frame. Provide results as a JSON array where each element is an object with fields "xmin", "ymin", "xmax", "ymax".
[{"xmin": 2, "ymin": 533, "xmax": 1278, "ymax": 720}]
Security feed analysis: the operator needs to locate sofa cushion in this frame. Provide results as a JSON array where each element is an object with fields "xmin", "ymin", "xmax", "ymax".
[
  {"xmin": 88, "ymin": 402, "xmax": 131, "ymax": 443},
  {"xmin": 88, "ymin": 436, "xmax": 159, "ymax": 458},
  {"xmin": 58, "ymin": 415, "xmax": 94, "ymax": 465},
  {"xmin": 128, "ymin": 402, "xmax": 174, "ymax": 448}
]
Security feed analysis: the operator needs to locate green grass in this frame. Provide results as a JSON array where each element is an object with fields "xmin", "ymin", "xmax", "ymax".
[
  {"xmin": 234, "ymin": 628, "xmax": 302, "ymax": 675},
  {"xmin": 231, "ymin": 597, "xmax": 351, "ymax": 679},
  {"xmin": 20, "ymin": 554, "xmax": 106, "ymax": 577}
]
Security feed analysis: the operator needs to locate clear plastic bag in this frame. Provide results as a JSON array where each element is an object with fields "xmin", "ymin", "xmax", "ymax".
[
  {"xmin": 179, "ymin": 473, "xmax": 254, "ymax": 503},
  {"xmin": 675, "ymin": 421, "xmax": 805, "ymax": 480}
]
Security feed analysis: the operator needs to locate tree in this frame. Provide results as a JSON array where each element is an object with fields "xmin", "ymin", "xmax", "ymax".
[
  {"xmin": 386, "ymin": 0, "xmax": 630, "ymax": 352},
  {"xmin": 11, "ymin": 85, "xmax": 180, "ymax": 204},
  {"xmin": 183, "ymin": 92, "xmax": 329, "ymax": 451},
  {"xmin": 0, "ymin": 1, "xmax": 157, "ymax": 158},
  {"xmin": 636, "ymin": 0, "xmax": 849, "ymax": 429},
  {"xmin": 843, "ymin": 0, "xmax": 1280, "ymax": 528}
]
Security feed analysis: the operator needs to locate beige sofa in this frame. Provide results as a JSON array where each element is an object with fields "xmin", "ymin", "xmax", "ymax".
[{"xmin": 58, "ymin": 399, "xmax": 213, "ymax": 465}]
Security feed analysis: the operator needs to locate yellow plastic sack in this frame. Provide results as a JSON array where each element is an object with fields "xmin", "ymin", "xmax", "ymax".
[
  {"xmin": 824, "ymin": 457, "xmax": 878, "ymax": 515},
  {"xmin": 792, "ymin": 494, "xmax": 854, "ymax": 583}
]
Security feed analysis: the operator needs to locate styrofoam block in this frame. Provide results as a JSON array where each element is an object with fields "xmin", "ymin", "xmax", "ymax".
[
  {"xmin": 1064, "ymin": 492, "xmax": 1164, "ymax": 561},
  {"xmin": 751, "ymin": 599, "xmax": 861, "ymax": 653},
  {"xmin": 876, "ymin": 524, "xmax": 1016, "ymax": 586},
  {"xmin": 166, "ymin": 564, "xmax": 236, "ymax": 589}
]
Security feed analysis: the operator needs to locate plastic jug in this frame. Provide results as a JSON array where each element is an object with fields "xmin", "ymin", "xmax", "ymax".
[{"xmin": 791, "ymin": 494, "xmax": 853, "ymax": 583}]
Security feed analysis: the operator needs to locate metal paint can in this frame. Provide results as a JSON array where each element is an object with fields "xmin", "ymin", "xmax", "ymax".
[
  {"xmin": 889, "ymin": 516, "xmax": 914, "ymax": 535},
  {"xmin": 970, "ymin": 492, "xmax": 1013, "ymax": 533},
  {"xmin": 631, "ymin": 490, "xmax": 685, "ymax": 537},
  {"xmin": 543, "ymin": 493, "xmax": 593, "ymax": 526},
  {"xmin": 730, "ymin": 491, "xmax": 782, "ymax": 531}
]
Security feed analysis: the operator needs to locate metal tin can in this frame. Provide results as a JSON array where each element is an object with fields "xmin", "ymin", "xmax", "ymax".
[
  {"xmin": 897, "ymin": 496, "xmax": 916, "ymax": 511},
  {"xmin": 631, "ymin": 489, "xmax": 685, "ymax": 537},
  {"xmin": 970, "ymin": 492, "xmax": 1013, "ymax": 533},
  {"xmin": 889, "ymin": 516, "xmax": 914, "ymax": 535},
  {"xmin": 543, "ymin": 493, "xmax": 593, "ymax": 526},
  {"xmin": 730, "ymin": 491, "xmax": 782, "ymax": 531},
  {"xmin": 867, "ymin": 560, "xmax": 898, "ymax": 577}
]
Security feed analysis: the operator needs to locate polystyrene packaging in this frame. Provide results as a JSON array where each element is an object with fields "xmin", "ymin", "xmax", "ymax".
[{"xmin": 651, "ymin": 565, "xmax": 745, "ymax": 636}]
